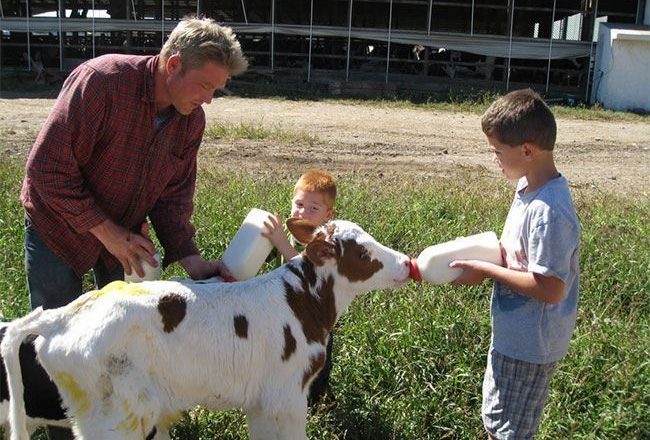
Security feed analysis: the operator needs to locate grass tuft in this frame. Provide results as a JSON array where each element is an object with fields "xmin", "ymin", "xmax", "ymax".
[{"xmin": 204, "ymin": 121, "xmax": 320, "ymax": 146}]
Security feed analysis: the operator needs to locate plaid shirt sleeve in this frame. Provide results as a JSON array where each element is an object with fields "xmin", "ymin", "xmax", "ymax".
[
  {"xmin": 149, "ymin": 113, "xmax": 205, "ymax": 267},
  {"xmin": 25, "ymin": 64, "xmax": 109, "ymax": 233}
]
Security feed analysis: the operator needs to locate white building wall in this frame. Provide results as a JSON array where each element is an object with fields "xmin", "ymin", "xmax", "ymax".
[{"xmin": 591, "ymin": 23, "xmax": 650, "ymax": 112}]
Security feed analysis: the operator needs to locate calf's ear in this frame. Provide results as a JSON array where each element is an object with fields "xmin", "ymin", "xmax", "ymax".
[
  {"xmin": 305, "ymin": 240, "xmax": 337, "ymax": 266},
  {"xmin": 287, "ymin": 218, "xmax": 320, "ymax": 244}
]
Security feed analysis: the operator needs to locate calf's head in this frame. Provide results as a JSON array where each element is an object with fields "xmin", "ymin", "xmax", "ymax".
[{"xmin": 287, "ymin": 219, "xmax": 411, "ymax": 294}]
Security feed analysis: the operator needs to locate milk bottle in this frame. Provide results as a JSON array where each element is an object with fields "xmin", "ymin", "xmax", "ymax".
[
  {"xmin": 124, "ymin": 252, "xmax": 162, "ymax": 282},
  {"xmin": 221, "ymin": 208, "xmax": 275, "ymax": 281},
  {"xmin": 409, "ymin": 232, "xmax": 502, "ymax": 284}
]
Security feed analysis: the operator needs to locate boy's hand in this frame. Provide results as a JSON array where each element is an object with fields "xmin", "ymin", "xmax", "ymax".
[
  {"xmin": 262, "ymin": 213, "xmax": 290, "ymax": 248},
  {"xmin": 450, "ymin": 260, "xmax": 492, "ymax": 286},
  {"xmin": 262, "ymin": 213, "xmax": 300, "ymax": 261}
]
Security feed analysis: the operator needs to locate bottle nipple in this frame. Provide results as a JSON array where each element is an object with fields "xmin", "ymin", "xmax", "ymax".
[{"xmin": 409, "ymin": 258, "xmax": 422, "ymax": 281}]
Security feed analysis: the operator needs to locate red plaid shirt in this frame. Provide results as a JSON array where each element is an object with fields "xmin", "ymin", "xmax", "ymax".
[{"xmin": 21, "ymin": 54, "xmax": 205, "ymax": 276}]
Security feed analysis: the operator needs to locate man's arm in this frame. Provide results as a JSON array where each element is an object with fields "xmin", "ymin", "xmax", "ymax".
[
  {"xmin": 177, "ymin": 254, "xmax": 232, "ymax": 280},
  {"xmin": 147, "ymin": 113, "xmax": 232, "ymax": 280},
  {"xmin": 29, "ymin": 66, "xmax": 160, "ymax": 278},
  {"xmin": 26, "ymin": 65, "xmax": 109, "ymax": 234},
  {"xmin": 148, "ymin": 114, "xmax": 204, "ymax": 271},
  {"xmin": 90, "ymin": 220, "xmax": 158, "ymax": 278}
]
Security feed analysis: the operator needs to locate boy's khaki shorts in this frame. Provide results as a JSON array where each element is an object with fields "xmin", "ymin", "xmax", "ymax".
[{"xmin": 482, "ymin": 348, "xmax": 558, "ymax": 440}]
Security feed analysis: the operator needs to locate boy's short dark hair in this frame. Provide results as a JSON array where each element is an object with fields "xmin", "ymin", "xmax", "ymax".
[{"xmin": 481, "ymin": 88, "xmax": 557, "ymax": 151}]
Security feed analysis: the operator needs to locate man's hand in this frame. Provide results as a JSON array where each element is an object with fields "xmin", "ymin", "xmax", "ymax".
[
  {"xmin": 179, "ymin": 254, "xmax": 233, "ymax": 280},
  {"xmin": 90, "ymin": 220, "xmax": 158, "ymax": 277}
]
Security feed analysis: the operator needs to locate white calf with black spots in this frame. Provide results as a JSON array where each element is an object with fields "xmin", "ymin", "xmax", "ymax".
[
  {"xmin": 1, "ymin": 219, "xmax": 411, "ymax": 440},
  {"xmin": 0, "ymin": 323, "xmax": 71, "ymax": 439}
]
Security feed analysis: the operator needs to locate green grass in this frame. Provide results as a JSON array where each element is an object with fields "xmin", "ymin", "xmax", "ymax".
[
  {"xmin": 204, "ymin": 120, "xmax": 321, "ymax": 146},
  {"xmin": 0, "ymin": 159, "xmax": 31, "ymax": 320},
  {"xmin": 0, "ymin": 159, "xmax": 648, "ymax": 439}
]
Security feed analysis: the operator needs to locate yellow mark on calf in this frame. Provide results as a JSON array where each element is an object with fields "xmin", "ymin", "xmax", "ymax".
[
  {"xmin": 54, "ymin": 372, "xmax": 90, "ymax": 415},
  {"xmin": 116, "ymin": 401, "xmax": 153, "ymax": 438},
  {"xmin": 104, "ymin": 280, "xmax": 151, "ymax": 296},
  {"xmin": 69, "ymin": 281, "xmax": 152, "ymax": 314},
  {"xmin": 69, "ymin": 289, "xmax": 106, "ymax": 314},
  {"xmin": 116, "ymin": 401, "xmax": 140, "ymax": 433},
  {"xmin": 140, "ymin": 416, "xmax": 150, "ymax": 439}
]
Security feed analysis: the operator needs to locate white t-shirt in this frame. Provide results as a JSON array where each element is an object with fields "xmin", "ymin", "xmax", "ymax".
[{"xmin": 491, "ymin": 175, "xmax": 581, "ymax": 364}]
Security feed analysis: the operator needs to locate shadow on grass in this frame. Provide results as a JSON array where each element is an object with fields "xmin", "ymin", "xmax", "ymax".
[{"xmin": 311, "ymin": 391, "xmax": 405, "ymax": 440}]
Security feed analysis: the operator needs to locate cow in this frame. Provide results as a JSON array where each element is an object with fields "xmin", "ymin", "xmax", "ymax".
[{"xmin": 1, "ymin": 219, "xmax": 412, "ymax": 440}]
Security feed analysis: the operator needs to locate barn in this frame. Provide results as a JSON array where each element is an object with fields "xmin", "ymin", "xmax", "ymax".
[{"xmin": 0, "ymin": 1, "xmax": 646, "ymax": 101}]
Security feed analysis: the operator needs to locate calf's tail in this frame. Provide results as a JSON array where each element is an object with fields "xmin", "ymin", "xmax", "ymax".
[{"xmin": 0, "ymin": 307, "xmax": 52, "ymax": 440}]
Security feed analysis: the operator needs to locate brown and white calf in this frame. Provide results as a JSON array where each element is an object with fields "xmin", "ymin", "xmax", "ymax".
[{"xmin": 1, "ymin": 219, "xmax": 411, "ymax": 440}]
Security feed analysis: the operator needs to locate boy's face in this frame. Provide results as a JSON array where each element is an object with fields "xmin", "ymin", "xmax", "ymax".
[
  {"xmin": 486, "ymin": 135, "xmax": 528, "ymax": 181},
  {"xmin": 291, "ymin": 190, "xmax": 334, "ymax": 225}
]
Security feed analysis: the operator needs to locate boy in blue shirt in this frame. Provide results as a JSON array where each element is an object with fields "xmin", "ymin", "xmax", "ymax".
[{"xmin": 451, "ymin": 89, "xmax": 580, "ymax": 439}]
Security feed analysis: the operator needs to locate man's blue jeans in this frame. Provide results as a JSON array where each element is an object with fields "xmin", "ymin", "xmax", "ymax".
[{"xmin": 24, "ymin": 218, "xmax": 123, "ymax": 310}]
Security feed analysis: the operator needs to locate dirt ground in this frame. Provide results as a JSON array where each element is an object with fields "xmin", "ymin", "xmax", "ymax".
[{"xmin": 1, "ymin": 97, "xmax": 648, "ymax": 198}]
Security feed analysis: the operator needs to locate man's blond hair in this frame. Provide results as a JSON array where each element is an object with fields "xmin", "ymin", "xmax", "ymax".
[
  {"xmin": 160, "ymin": 16, "xmax": 248, "ymax": 76},
  {"xmin": 481, "ymin": 88, "xmax": 556, "ymax": 151},
  {"xmin": 294, "ymin": 170, "xmax": 337, "ymax": 209}
]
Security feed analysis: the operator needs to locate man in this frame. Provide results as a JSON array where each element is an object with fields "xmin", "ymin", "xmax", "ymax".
[{"xmin": 20, "ymin": 17, "xmax": 247, "ymax": 438}]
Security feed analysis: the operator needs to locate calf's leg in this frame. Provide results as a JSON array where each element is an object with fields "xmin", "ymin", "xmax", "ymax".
[
  {"xmin": 247, "ymin": 406, "xmax": 308, "ymax": 440},
  {"xmin": 275, "ymin": 410, "xmax": 308, "ymax": 440}
]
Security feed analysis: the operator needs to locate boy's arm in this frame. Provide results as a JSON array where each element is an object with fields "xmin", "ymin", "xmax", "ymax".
[
  {"xmin": 262, "ymin": 213, "xmax": 300, "ymax": 261},
  {"xmin": 450, "ymin": 260, "xmax": 565, "ymax": 304}
]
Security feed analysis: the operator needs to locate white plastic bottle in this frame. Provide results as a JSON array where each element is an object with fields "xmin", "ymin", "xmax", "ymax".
[
  {"xmin": 221, "ymin": 208, "xmax": 275, "ymax": 281},
  {"xmin": 409, "ymin": 231, "xmax": 502, "ymax": 284},
  {"xmin": 124, "ymin": 252, "xmax": 162, "ymax": 283}
]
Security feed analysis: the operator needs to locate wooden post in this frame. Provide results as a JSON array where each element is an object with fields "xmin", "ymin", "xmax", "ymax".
[
  {"xmin": 506, "ymin": 0, "xmax": 515, "ymax": 91},
  {"xmin": 545, "ymin": 0, "xmax": 556, "ymax": 93},
  {"xmin": 27, "ymin": 0, "xmax": 32, "ymax": 71},
  {"xmin": 585, "ymin": 0, "xmax": 599, "ymax": 103},
  {"xmin": 346, "ymin": 0, "xmax": 352, "ymax": 81},
  {"xmin": 58, "ymin": 0, "xmax": 63, "ymax": 71},
  {"xmin": 308, "ymin": 0, "xmax": 313, "ymax": 82},
  {"xmin": 385, "ymin": 0, "xmax": 392, "ymax": 83},
  {"xmin": 270, "ymin": 0, "xmax": 274, "ymax": 72}
]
